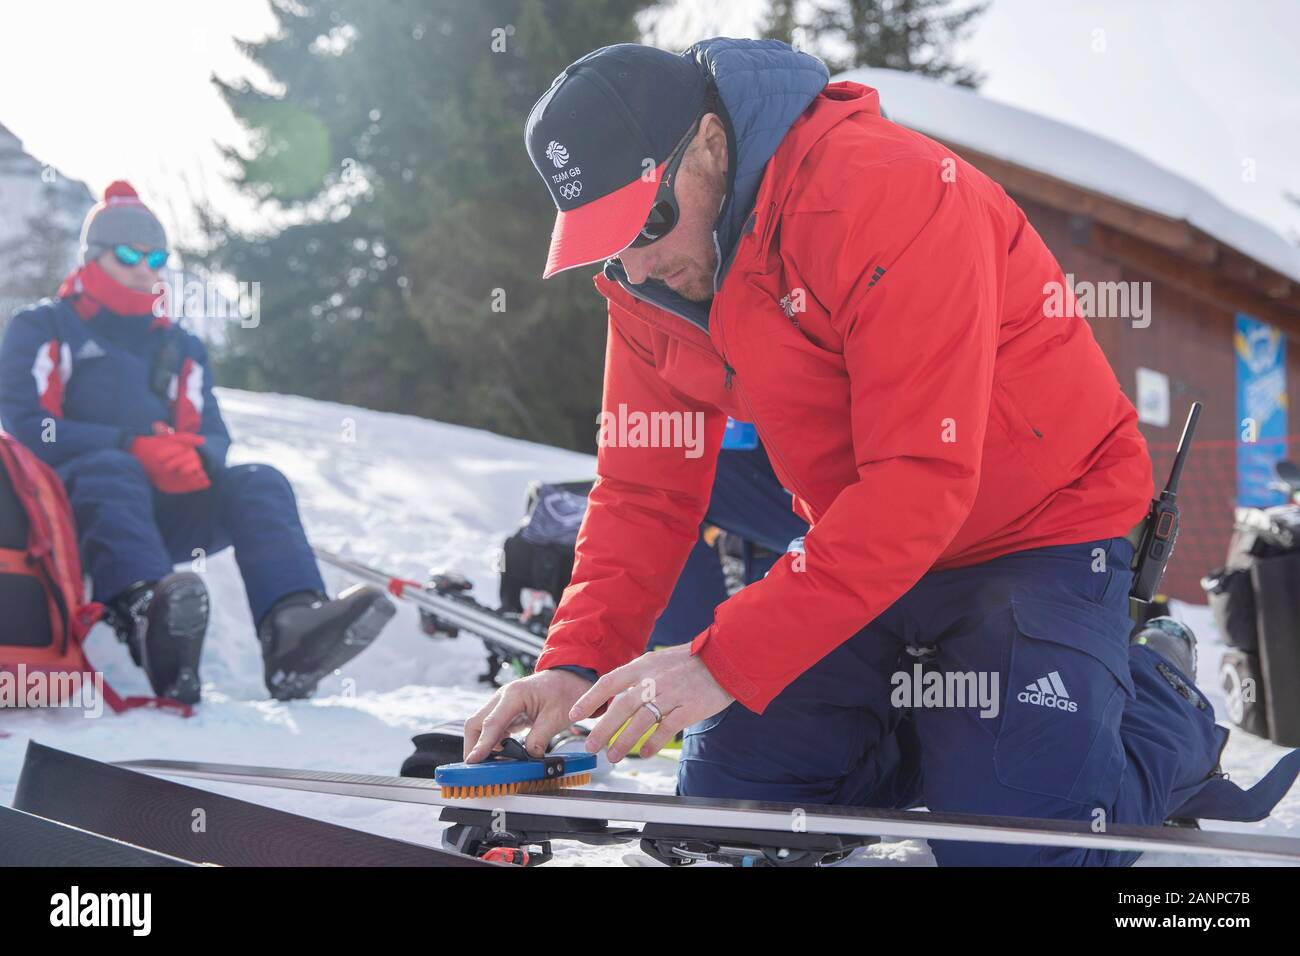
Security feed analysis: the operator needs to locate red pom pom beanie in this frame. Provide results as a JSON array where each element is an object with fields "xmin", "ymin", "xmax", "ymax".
[{"xmin": 78, "ymin": 180, "xmax": 168, "ymax": 265}]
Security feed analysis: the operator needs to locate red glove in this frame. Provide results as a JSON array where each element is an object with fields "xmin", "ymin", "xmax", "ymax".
[{"xmin": 130, "ymin": 428, "xmax": 211, "ymax": 494}]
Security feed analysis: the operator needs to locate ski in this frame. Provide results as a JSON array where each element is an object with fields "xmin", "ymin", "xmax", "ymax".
[
  {"xmin": 117, "ymin": 756, "xmax": 1300, "ymax": 864},
  {"xmin": 313, "ymin": 546, "xmax": 545, "ymax": 680},
  {"xmin": 14, "ymin": 743, "xmax": 491, "ymax": 867},
  {"xmin": 0, "ymin": 804, "xmax": 196, "ymax": 867}
]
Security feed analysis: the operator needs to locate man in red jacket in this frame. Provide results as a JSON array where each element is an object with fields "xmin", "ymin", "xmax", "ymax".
[{"xmin": 465, "ymin": 40, "xmax": 1298, "ymax": 864}]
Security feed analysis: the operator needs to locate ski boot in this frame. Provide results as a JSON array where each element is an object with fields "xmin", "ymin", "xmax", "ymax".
[
  {"xmin": 258, "ymin": 584, "xmax": 395, "ymax": 700},
  {"xmin": 1131, "ymin": 617, "xmax": 1215, "ymax": 829},
  {"xmin": 1131, "ymin": 616, "xmax": 1206, "ymax": 722},
  {"xmin": 105, "ymin": 571, "xmax": 209, "ymax": 705},
  {"xmin": 1132, "ymin": 616, "xmax": 1198, "ymax": 682}
]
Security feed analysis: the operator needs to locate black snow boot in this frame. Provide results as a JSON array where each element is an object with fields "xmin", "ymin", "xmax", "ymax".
[
  {"xmin": 1131, "ymin": 616, "xmax": 1198, "ymax": 680},
  {"xmin": 258, "ymin": 584, "xmax": 395, "ymax": 700},
  {"xmin": 1131, "ymin": 616, "xmax": 1214, "ymax": 829},
  {"xmin": 106, "ymin": 571, "xmax": 209, "ymax": 705}
]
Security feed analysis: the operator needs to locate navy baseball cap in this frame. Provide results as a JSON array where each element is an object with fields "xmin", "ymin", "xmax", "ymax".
[{"xmin": 526, "ymin": 44, "xmax": 709, "ymax": 278}]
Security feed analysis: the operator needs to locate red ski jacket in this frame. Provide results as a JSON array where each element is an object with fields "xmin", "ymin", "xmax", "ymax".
[{"xmin": 536, "ymin": 81, "xmax": 1153, "ymax": 713}]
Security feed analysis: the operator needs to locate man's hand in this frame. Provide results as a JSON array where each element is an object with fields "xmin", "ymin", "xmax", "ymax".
[
  {"xmin": 570, "ymin": 643, "xmax": 734, "ymax": 761},
  {"xmin": 463, "ymin": 668, "xmax": 593, "ymax": 762}
]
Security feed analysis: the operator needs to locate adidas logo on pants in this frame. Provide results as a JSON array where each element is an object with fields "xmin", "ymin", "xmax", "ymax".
[{"xmin": 1018, "ymin": 671, "xmax": 1079, "ymax": 712}]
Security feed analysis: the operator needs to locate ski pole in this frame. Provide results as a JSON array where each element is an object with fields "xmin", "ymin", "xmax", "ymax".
[{"xmin": 311, "ymin": 547, "xmax": 547, "ymax": 662}]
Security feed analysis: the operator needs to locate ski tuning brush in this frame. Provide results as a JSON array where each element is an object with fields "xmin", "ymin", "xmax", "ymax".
[{"xmin": 434, "ymin": 737, "xmax": 596, "ymax": 799}]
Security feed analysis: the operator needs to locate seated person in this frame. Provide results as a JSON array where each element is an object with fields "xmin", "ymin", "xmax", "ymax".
[{"xmin": 0, "ymin": 181, "xmax": 394, "ymax": 704}]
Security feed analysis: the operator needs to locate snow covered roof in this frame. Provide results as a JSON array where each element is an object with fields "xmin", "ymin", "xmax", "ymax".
[{"xmin": 835, "ymin": 67, "xmax": 1300, "ymax": 286}]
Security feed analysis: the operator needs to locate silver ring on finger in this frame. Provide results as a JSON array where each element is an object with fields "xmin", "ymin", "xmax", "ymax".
[{"xmin": 642, "ymin": 700, "xmax": 663, "ymax": 723}]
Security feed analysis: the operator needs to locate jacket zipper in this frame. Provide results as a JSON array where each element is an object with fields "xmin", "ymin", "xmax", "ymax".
[
  {"xmin": 710, "ymin": 310, "xmax": 816, "ymax": 506},
  {"xmin": 617, "ymin": 274, "xmax": 816, "ymax": 507}
]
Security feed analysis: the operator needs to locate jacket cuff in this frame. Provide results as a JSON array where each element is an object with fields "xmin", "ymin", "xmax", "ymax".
[
  {"xmin": 534, "ymin": 642, "xmax": 624, "ymax": 718},
  {"xmin": 195, "ymin": 438, "xmax": 224, "ymax": 474},
  {"xmin": 692, "ymin": 625, "xmax": 765, "ymax": 713},
  {"xmin": 534, "ymin": 642, "xmax": 613, "ymax": 678},
  {"xmin": 548, "ymin": 664, "xmax": 598, "ymax": 685}
]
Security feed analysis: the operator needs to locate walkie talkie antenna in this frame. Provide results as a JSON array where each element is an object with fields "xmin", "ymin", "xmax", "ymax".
[
  {"xmin": 1163, "ymin": 401, "xmax": 1202, "ymax": 498},
  {"xmin": 1130, "ymin": 401, "xmax": 1203, "ymax": 603}
]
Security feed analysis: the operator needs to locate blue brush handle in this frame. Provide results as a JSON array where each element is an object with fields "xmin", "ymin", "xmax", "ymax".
[{"xmin": 435, "ymin": 738, "xmax": 596, "ymax": 787}]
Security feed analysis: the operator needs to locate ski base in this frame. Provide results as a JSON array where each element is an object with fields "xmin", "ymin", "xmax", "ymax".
[
  {"xmin": 0, "ymin": 804, "xmax": 196, "ymax": 867},
  {"xmin": 14, "ymin": 743, "xmax": 491, "ymax": 867}
]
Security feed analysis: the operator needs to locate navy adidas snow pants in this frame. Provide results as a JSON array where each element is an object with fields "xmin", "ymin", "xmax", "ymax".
[
  {"xmin": 678, "ymin": 537, "xmax": 1257, "ymax": 866},
  {"xmin": 58, "ymin": 449, "xmax": 324, "ymax": 625}
]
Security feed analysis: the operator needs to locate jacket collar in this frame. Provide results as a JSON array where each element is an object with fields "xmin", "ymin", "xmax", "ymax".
[
  {"xmin": 56, "ymin": 260, "xmax": 171, "ymax": 328},
  {"xmin": 599, "ymin": 81, "xmax": 882, "ymax": 333}
]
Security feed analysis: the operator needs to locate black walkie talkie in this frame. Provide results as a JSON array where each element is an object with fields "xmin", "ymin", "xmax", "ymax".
[{"xmin": 1130, "ymin": 401, "xmax": 1201, "ymax": 603}]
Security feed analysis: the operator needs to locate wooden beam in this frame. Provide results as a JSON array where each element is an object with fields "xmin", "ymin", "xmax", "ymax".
[
  {"xmin": 1217, "ymin": 246, "xmax": 1295, "ymax": 299},
  {"xmin": 1089, "ymin": 224, "xmax": 1300, "ymax": 333},
  {"xmin": 927, "ymin": 136, "xmax": 1300, "ymax": 310}
]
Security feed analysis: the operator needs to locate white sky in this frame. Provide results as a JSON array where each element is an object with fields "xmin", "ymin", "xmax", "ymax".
[
  {"xmin": 1, "ymin": 0, "xmax": 1297, "ymax": 249},
  {"xmin": 0, "ymin": 0, "xmax": 277, "ymax": 243}
]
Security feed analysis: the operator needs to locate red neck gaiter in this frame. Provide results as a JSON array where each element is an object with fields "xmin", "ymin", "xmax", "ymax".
[{"xmin": 57, "ymin": 260, "xmax": 170, "ymax": 326}]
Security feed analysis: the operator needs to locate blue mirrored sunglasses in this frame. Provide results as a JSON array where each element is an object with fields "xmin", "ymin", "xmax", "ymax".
[{"xmin": 113, "ymin": 244, "xmax": 169, "ymax": 270}]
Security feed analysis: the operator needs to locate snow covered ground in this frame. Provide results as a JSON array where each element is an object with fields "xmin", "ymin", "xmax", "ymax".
[{"xmin": 1, "ymin": 388, "xmax": 1296, "ymax": 866}]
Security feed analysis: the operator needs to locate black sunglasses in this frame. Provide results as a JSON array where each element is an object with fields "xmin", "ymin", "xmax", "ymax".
[{"xmin": 629, "ymin": 116, "xmax": 703, "ymax": 248}]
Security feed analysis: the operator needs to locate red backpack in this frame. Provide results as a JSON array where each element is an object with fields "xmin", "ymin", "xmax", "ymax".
[{"xmin": 0, "ymin": 432, "xmax": 189, "ymax": 715}]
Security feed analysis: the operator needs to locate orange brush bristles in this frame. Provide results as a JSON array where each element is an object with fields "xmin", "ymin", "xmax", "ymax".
[{"xmin": 439, "ymin": 771, "xmax": 592, "ymax": 800}]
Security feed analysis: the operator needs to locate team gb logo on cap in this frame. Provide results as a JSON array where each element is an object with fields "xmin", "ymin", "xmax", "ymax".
[{"xmin": 546, "ymin": 141, "xmax": 570, "ymax": 168}]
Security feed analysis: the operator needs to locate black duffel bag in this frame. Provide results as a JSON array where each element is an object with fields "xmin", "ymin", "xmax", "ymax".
[
  {"xmin": 1201, "ymin": 565, "xmax": 1258, "ymax": 652},
  {"xmin": 498, "ymin": 480, "xmax": 593, "ymax": 614}
]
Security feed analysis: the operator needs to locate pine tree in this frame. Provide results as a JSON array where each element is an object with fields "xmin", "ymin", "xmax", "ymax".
[
  {"xmin": 795, "ymin": 0, "xmax": 988, "ymax": 87},
  {"xmin": 758, "ymin": 0, "xmax": 800, "ymax": 44},
  {"xmin": 0, "ymin": 183, "xmax": 82, "ymax": 335},
  {"xmin": 202, "ymin": 0, "xmax": 658, "ymax": 450}
]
